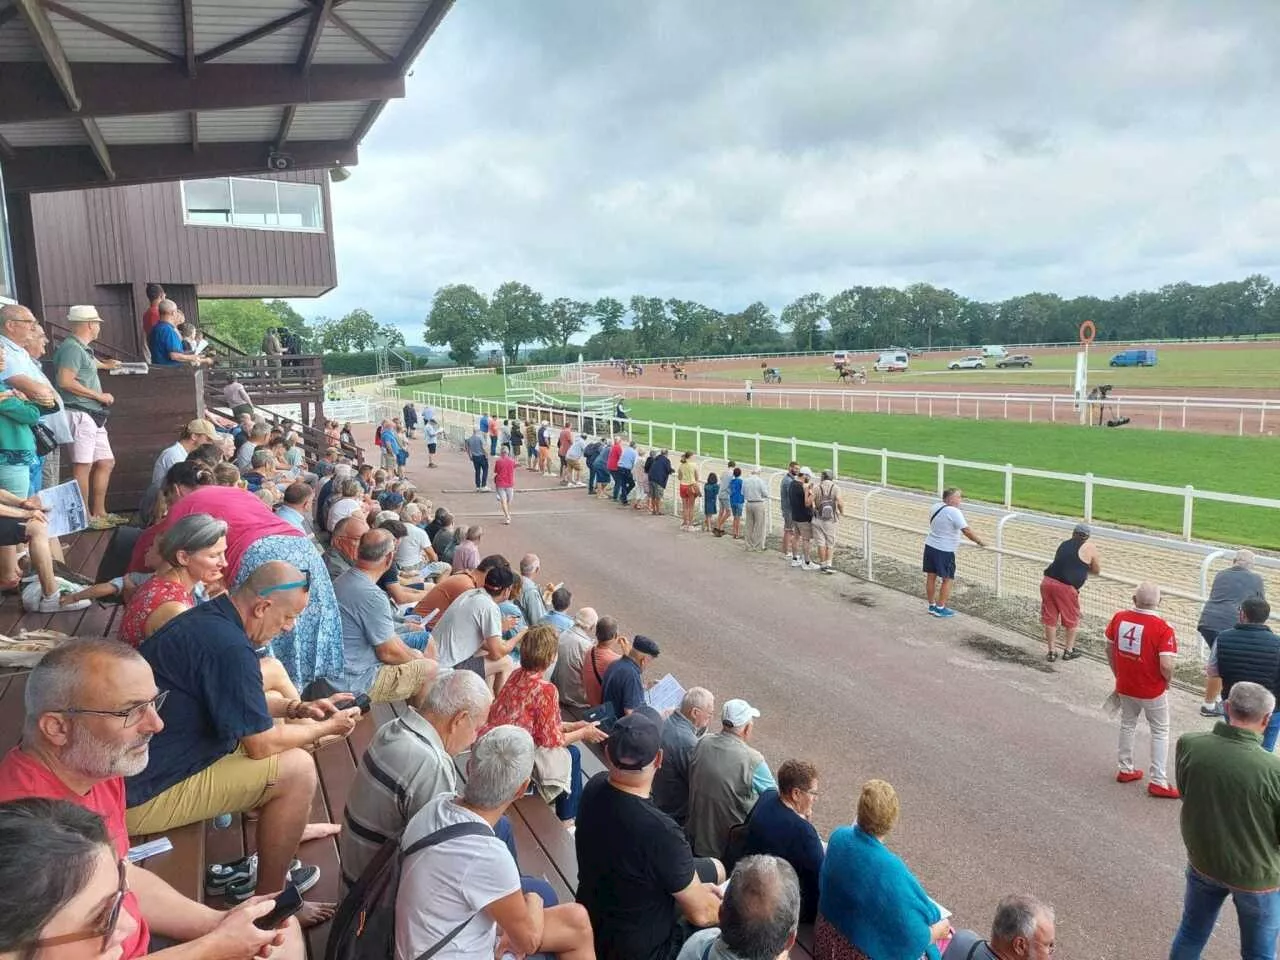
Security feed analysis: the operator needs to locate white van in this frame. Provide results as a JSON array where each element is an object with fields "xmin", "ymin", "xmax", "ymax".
[
  {"xmin": 982, "ymin": 345, "xmax": 1009, "ymax": 359},
  {"xmin": 832, "ymin": 350, "xmax": 850, "ymax": 365},
  {"xmin": 873, "ymin": 351, "xmax": 909, "ymax": 372}
]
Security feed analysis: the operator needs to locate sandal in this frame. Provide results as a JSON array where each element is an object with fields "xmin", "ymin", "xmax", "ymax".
[
  {"xmin": 1061, "ymin": 649, "xmax": 1083, "ymax": 661},
  {"xmin": 1046, "ymin": 651, "xmax": 1059, "ymax": 662}
]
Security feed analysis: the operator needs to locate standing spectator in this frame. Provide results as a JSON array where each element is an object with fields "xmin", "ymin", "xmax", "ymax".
[
  {"xmin": 678, "ymin": 451, "xmax": 701, "ymax": 531},
  {"xmin": 575, "ymin": 711, "xmax": 725, "ymax": 960},
  {"xmin": 261, "ymin": 326, "xmax": 283, "ymax": 368},
  {"xmin": 652, "ymin": 687, "xmax": 716, "ymax": 826},
  {"xmin": 53, "ymin": 305, "xmax": 126, "ymax": 529},
  {"xmin": 1106, "ymin": 582, "xmax": 1180, "ymax": 798},
  {"xmin": 714, "ymin": 460, "xmax": 736, "ymax": 535},
  {"xmin": 615, "ymin": 441, "xmax": 639, "ymax": 506},
  {"xmin": 728, "ymin": 467, "xmax": 746, "ymax": 540},
  {"xmin": 222, "ymin": 372, "xmax": 254, "ymax": 418},
  {"xmin": 0, "ymin": 357, "xmax": 43, "ymax": 503},
  {"xmin": 566, "ymin": 433, "xmax": 587, "ymax": 487},
  {"xmin": 423, "ymin": 416, "xmax": 439, "ymax": 468},
  {"xmin": 816, "ymin": 780, "xmax": 950, "ymax": 960},
  {"xmin": 494, "ymin": 443, "xmax": 517, "ymax": 524},
  {"xmin": 648, "ymin": 447, "xmax": 673, "ymax": 515},
  {"xmin": 488, "ymin": 411, "xmax": 500, "ymax": 456},
  {"xmin": 552, "ymin": 606, "xmax": 600, "ymax": 709},
  {"xmin": 739, "ymin": 760, "xmax": 825, "ymax": 924},
  {"xmin": 583, "ymin": 616, "xmax": 625, "ymax": 709},
  {"xmin": 527, "ymin": 420, "xmax": 540, "ymax": 470},
  {"xmin": 703, "ymin": 473, "xmax": 720, "ymax": 534},
  {"xmin": 558, "ymin": 421, "xmax": 574, "ymax": 483},
  {"xmin": 142, "ymin": 281, "xmax": 165, "ymax": 339},
  {"xmin": 688, "ymin": 699, "xmax": 776, "ymax": 859},
  {"xmin": 591, "ymin": 438, "xmax": 612, "ymax": 498},
  {"xmin": 943, "ymin": 896, "xmax": 1056, "ymax": 960},
  {"xmin": 0, "ymin": 306, "xmax": 70, "ymax": 499},
  {"xmin": 602, "ymin": 635, "xmax": 661, "ymax": 719},
  {"xmin": 452, "ymin": 524, "xmax": 484, "ymax": 573},
  {"xmin": 509, "ymin": 419, "xmax": 524, "ymax": 461},
  {"xmin": 1040, "ymin": 523, "xmax": 1101, "ymax": 662},
  {"xmin": 1207, "ymin": 598, "xmax": 1280, "ymax": 749},
  {"xmin": 811, "ymin": 469, "xmax": 842, "ymax": 573},
  {"xmin": 149, "ymin": 300, "xmax": 211, "ymax": 367},
  {"xmin": 779, "ymin": 462, "xmax": 798, "ymax": 565},
  {"xmin": 923, "ymin": 487, "xmax": 985, "ymax": 618},
  {"xmin": 402, "ymin": 401, "xmax": 417, "ymax": 438},
  {"xmin": 632, "ymin": 446, "xmax": 650, "ymax": 509},
  {"xmin": 467, "ymin": 425, "xmax": 489, "ymax": 491},
  {"xmin": 394, "ymin": 726, "xmax": 596, "ymax": 960},
  {"xmin": 1197, "ymin": 550, "xmax": 1266, "ymax": 717},
  {"xmin": 742, "ymin": 467, "xmax": 770, "ymax": 552},
  {"xmin": 788, "ymin": 468, "xmax": 818, "ymax": 571},
  {"xmin": 676, "ymin": 856, "xmax": 802, "ymax": 960},
  {"xmin": 1170, "ymin": 682, "xmax": 1280, "ymax": 958},
  {"xmin": 537, "ymin": 420, "xmax": 554, "ymax": 475}
]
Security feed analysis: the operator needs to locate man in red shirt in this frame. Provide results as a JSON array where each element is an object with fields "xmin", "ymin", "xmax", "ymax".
[
  {"xmin": 1106, "ymin": 582, "xmax": 1180, "ymax": 798},
  {"xmin": 557, "ymin": 421, "xmax": 574, "ymax": 484},
  {"xmin": 141, "ymin": 282, "xmax": 164, "ymax": 337},
  {"xmin": 0, "ymin": 637, "xmax": 304, "ymax": 959},
  {"xmin": 494, "ymin": 443, "xmax": 517, "ymax": 524}
]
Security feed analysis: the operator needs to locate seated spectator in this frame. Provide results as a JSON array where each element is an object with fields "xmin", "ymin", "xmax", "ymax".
[
  {"xmin": 452, "ymin": 524, "xmax": 484, "ymax": 572},
  {"xmin": 542, "ymin": 585, "xmax": 574, "ymax": 632},
  {"xmin": 0, "ymin": 487, "xmax": 90, "ymax": 612},
  {"xmin": 396, "ymin": 502, "xmax": 446, "ymax": 579},
  {"xmin": 313, "ymin": 466, "xmax": 344, "ymax": 533},
  {"xmin": 553, "ymin": 606, "xmax": 600, "ymax": 708},
  {"xmin": 126, "ymin": 563, "xmax": 363, "ymax": 925},
  {"xmin": 943, "ymin": 895, "xmax": 1055, "ymax": 959},
  {"xmin": 740, "ymin": 760, "xmax": 825, "ymax": 924},
  {"xmin": 583, "ymin": 615, "xmax": 625, "ymax": 708},
  {"xmin": 430, "ymin": 564, "xmax": 520, "ymax": 691},
  {"xmin": 688, "ymin": 700, "xmax": 776, "ymax": 859},
  {"xmin": 339, "ymin": 670, "xmax": 493, "ymax": 886},
  {"xmin": 652, "ymin": 687, "xmax": 716, "ymax": 826},
  {"xmin": 235, "ymin": 424, "xmax": 268, "ymax": 472},
  {"xmin": 274, "ymin": 482, "xmax": 313, "ymax": 535},
  {"xmin": 329, "ymin": 529, "xmax": 437, "ymax": 703},
  {"xmin": 677, "ymin": 855, "xmax": 802, "ymax": 960},
  {"xmin": 517, "ymin": 552, "xmax": 552, "ymax": 624},
  {"xmin": 816, "ymin": 780, "xmax": 949, "ymax": 960},
  {"xmin": 120, "ymin": 513, "xmax": 227, "ymax": 647},
  {"xmin": 413, "ymin": 553, "xmax": 508, "ymax": 622},
  {"xmin": 430, "ymin": 511, "xmax": 459, "ymax": 565},
  {"xmin": 395, "ymin": 726, "xmax": 595, "ymax": 960},
  {"xmin": 481, "ymin": 625, "xmax": 609, "ymax": 823},
  {"xmin": 0, "ymin": 642, "xmax": 306, "ymax": 958},
  {"xmin": 498, "ymin": 592, "xmax": 529, "ymax": 644},
  {"xmin": 371, "ymin": 518, "xmax": 428, "ymax": 608},
  {"xmin": 326, "ymin": 478, "xmax": 365, "ymax": 531},
  {"xmin": 140, "ymin": 418, "xmax": 218, "ymax": 522},
  {"xmin": 314, "ymin": 446, "xmax": 339, "ymax": 479},
  {"xmin": 324, "ymin": 514, "xmax": 369, "ymax": 579},
  {"xmin": 576, "ymin": 711, "xmax": 724, "ymax": 960},
  {"xmin": 602, "ymin": 635, "xmax": 661, "ymax": 720},
  {"xmin": 425, "ymin": 505, "xmax": 450, "ymax": 540},
  {"xmin": 242, "ymin": 449, "xmax": 277, "ymax": 494}
]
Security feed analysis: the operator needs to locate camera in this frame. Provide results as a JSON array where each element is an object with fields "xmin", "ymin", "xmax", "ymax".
[
  {"xmin": 1097, "ymin": 384, "xmax": 1114, "ymax": 397},
  {"xmin": 267, "ymin": 151, "xmax": 294, "ymax": 171}
]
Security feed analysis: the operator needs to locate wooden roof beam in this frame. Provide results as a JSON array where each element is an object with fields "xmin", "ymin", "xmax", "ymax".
[
  {"xmin": 297, "ymin": 0, "xmax": 332, "ymax": 72},
  {"xmin": 12, "ymin": 0, "xmax": 78, "ymax": 111},
  {"xmin": 81, "ymin": 116, "xmax": 114, "ymax": 180}
]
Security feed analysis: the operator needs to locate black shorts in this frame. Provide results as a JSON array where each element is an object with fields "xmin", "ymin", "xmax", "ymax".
[
  {"xmin": 922, "ymin": 544, "xmax": 956, "ymax": 579},
  {"xmin": 455, "ymin": 654, "xmax": 486, "ymax": 678},
  {"xmin": 0, "ymin": 517, "xmax": 27, "ymax": 547},
  {"xmin": 427, "ymin": 443, "xmax": 437, "ymax": 454}
]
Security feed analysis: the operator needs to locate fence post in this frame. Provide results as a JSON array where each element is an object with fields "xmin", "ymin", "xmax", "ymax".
[
  {"xmin": 936, "ymin": 455, "xmax": 945, "ymax": 497},
  {"xmin": 695, "ymin": 426, "xmax": 702, "ymax": 457},
  {"xmin": 723, "ymin": 431, "xmax": 729, "ymax": 462},
  {"xmin": 1051, "ymin": 395, "xmax": 1056, "ymax": 422},
  {"xmin": 880, "ymin": 450, "xmax": 888, "ymax": 486},
  {"xmin": 1183, "ymin": 486, "xmax": 1195, "ymax": 540},
  {"xmin": 975, "ymin": 398, "xmax": 980, "ymax": 420},
  {"xmin": 647, "ymin": 421, "xmax": 653, "ymax": 446},
  {"xmin": 1003, "ymin": 464, "xmax": 1013, "ymax": 508},
  {"xmin": 755, "ymin": 434, "xmax": 761, "ymax": 466},
  {"xmin": 790, "ymin": 437, "xmax": 798, "ymax": 462},
  {"xmin": 1083, "ymin": 473, "xmax": 1094, "ymax": 523},
  {"xmin": 832, "ymin": 442, "xmax": 839, "ymax": 478},
  {"xmin": 671, "ymin": 423, "xmax": 677, "ymax": 449},
  {"xmin": 1182, "ymin": 399, "xmax": 1187, "ymax": 429}
]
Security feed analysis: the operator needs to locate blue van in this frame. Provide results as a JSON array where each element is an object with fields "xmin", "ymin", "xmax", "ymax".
[{"xmin": 1109, "ymin": 349, "xmax": 1157, "ymax": 367}]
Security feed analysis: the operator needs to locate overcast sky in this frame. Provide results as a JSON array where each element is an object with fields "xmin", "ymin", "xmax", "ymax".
[{"xmin": 305, "ymin": 0, "xmax": 1280, "ymax": 343}]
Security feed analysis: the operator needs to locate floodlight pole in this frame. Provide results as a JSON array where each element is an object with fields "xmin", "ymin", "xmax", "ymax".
[{"xmin": 502, "ymin": 352, "xmax": 509, "ymax": 410}]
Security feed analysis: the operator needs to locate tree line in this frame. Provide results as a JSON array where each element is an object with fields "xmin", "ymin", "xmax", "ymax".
[
  {"xmin": 199, "ymin": 300, "xmax": 405, "ymax": 355},
  {"xmin": 423, "ymin": 274, "xmax": 1280, "ymax": 365}
]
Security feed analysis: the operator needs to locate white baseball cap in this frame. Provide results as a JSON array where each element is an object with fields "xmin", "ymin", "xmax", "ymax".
[
  {"xmin": 799, "ymin": 466, "xmax": 813, "ymax": 477},
  {"xmin": 722, "ymin": 699, "xmax": 761, "ymax": 727}
]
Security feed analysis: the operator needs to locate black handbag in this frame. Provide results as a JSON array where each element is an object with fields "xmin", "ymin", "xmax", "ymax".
[{"xmin": 32, "ymin": 422, "xmax": 58, "ymax": 456}]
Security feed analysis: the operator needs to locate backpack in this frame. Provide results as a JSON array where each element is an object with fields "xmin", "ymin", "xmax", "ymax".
[
  {"xmin": 817, "ymin": 481, "xmax": 838, "ymax": 522},
  {"xmin": 325, "ymin": 821, "xmax": 493, "ymax": 960}
]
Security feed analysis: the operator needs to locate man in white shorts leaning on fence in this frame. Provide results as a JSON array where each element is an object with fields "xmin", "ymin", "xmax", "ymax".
[{"xmin": 923, "ymin": 487, "xmax": 984, "ymax": 619}]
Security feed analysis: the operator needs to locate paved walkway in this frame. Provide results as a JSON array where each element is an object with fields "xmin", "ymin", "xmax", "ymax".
[{"xmin": 367, "ymin": 425, "xmax": 1234, "ymax": 959}]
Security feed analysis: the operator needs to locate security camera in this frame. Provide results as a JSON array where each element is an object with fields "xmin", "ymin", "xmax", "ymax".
[{"xmin": 267, "ymin": 151, "xmax": 294, "ymax": 171}]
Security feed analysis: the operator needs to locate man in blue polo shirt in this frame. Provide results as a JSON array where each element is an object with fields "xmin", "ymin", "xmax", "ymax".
[
  {"xmin": 126, "ymin": 561, "xmax": 361, "ymax": 925},
  {"xmin": 147, "ymin": 300, "xmax": 210, "ymax": 367},
  {"xmin": 602, "ymin": 635, "xmax": 660, "ymax": 718},
  {"xmin": 614, "ymin": 441, "xmax": 639, "ymax": 505}
]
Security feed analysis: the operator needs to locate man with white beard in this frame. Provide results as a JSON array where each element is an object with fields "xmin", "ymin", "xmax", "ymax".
[{"xmin": 0, "ymin": 638, "xmax": 306, "ymax": 960}]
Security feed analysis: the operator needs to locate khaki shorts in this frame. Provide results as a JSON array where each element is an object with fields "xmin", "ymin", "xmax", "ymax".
[
  {"xmin": 812, "ymin": 518, "xmax": 838, "ymax": 549},
  {"xmin": 792, "ymin": 520, "xmax": 813, "ymax": 541},
  {"xmin": 68, "ymin": 410, "xmax": 113, "ymax": 465},
  {"xmin": 368, "ymin": 658, "xmax": 433, "ymax": 703},
  {"xmin": 125, "ymin": 746, "xmax": 279, "ymax": 835}
]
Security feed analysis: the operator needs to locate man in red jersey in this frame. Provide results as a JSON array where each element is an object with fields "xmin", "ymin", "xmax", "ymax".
[
  {"xmin": 0, "ymin": 638, "xmax": 304, "ymax": 959},
  {"xmin": 1106, "ymin": 582, "xmax": 1180, "ymax": 798}
]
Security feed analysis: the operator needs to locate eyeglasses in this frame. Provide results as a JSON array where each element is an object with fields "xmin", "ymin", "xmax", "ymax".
[
  {"xmin": 257, "ymin": 568, "xmax": 311, "ymax": 597},
  {"xmin": 31, "ymin": 858, "xmax": 127, "ymax": 952},
  {"xmin": 61, "ymin": 690, "xmax": 168, "ymax": 728}
]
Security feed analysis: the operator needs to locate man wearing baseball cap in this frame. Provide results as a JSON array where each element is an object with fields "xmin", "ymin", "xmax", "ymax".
[
  {"xmin": 601, "ymin": 634, "xmax": 660, "ymax": 719},
  {"xmin": 1039, "ymin": 521, "xmax": 1101, "ymax": 662},
  {"xmin": 688, "ymin": 699, "xmax": 777, "ymax": 859},
  {"xmin": 576, "ymin": 709, "xmax": 725, "ymax": 960}
]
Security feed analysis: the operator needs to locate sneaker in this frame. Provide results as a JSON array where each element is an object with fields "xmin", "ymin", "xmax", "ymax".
[
  {"xmin": 1060, "ymin": 649, "xmax": 1083, "ymax": 661},
  {"xmin": 1148, "ymin": 782, "xmax": 1180, "ymax": 799},
  {"xmin": 225, "ymin": 862, "xmax": 317, "ymax": 902},
  {"xmin": 208, "ymin": 855, "xmax": 304, "ymax": 896},
  {"xmin": 1199, "ymin": 702, "xmax": 1224, "ymax": 718},
  {"xmin": 1116, "ymin": 769, "xmax": 1143, "ymax": 784},
  {"xmin": 88, "ymin": 516, "xmax": 115, "ymax": 531},
  {"xmin": 790, "ymin": 558, "xmax": 802, "ymax": 568},
  {"xmin": 38, "ymin": 595, "xmax": 90, "ymax": 614},
  {"xmin": 821, "ymin": 565, "xmax": 835, "ymax": 575},
  {"xmin": 934, "ymin": 606, "xmax": 956, "ymax": 618},
  {"xmin": 802, "ymin": 562, "xmax": 821, "ymax": 571},
  {"xmin": 928, "ymin": 604, "xmax": 939, "ymax": 616}
]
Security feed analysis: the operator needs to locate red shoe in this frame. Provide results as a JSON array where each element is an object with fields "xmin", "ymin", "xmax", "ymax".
[
  {"xmin": 1116, "ymin": 770, "xmax": 1144, "ymax": 783},
  {"xmin": 1148, "ymin": 782, "xmax": 1180, "ymax": 799}
]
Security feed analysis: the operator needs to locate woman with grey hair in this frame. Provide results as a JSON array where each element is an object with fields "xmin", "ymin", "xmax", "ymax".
[{"xmin": 120, "ymin": 513, "xmax": 227, "ymax": 647}]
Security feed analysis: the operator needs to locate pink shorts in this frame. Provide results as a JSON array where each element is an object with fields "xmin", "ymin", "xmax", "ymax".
[
  {"xmin": 1039, "ymin": 576, "xmax": 1081, "ymax": 628},
  {"xmin": 68, "ymin": 410, "xmax": 113, "ymax": 465}
]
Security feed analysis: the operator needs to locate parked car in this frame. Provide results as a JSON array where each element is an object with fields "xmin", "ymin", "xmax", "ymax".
[
  {"xmin": 948, "ymin": 356, "xmax": 986, "ymax": 370},
  {"xmin": 1109, "ymin": 349, "xmax": 1157, "ymax": 367},
  {"xmin": 996, "ymin": 354, "xmax": 1033, "ymax": 368},
  {"xmin": 874, "ymin": 351, "xmax": 909, "ymax": 372}
]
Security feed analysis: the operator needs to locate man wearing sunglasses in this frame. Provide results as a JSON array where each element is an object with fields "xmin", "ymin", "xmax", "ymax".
[
  {"xmin": 0, "ymin": 641, "xmax": 305, "ymax": 959},
  {"xmin": 124, "ymin": 561, "xmax": 362, "ymax": 928}
]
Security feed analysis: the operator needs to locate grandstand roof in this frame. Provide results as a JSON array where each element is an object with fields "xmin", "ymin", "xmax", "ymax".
[{"xmin": 0, "ymin": 0, "xmax": 452, "ymax": 191}]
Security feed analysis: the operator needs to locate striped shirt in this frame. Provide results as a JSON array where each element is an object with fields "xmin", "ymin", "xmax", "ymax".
[{"xmin": 336, "ymin": 710, "xmax": 456, "ymax": 887}]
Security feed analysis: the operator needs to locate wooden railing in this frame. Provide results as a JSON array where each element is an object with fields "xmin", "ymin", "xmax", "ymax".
[
  {"xmin": 204, "ymin": 355, "xmax": 326, "ymax": 403},
  {"xmin": 43, "ymin": 317, "xmax": 139, "ymax": 362},
  {"xmin": 205, "ymin": 398, "xmax": 363, "ymax": 466}
]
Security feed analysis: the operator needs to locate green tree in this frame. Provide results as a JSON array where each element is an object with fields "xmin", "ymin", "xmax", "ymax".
[
  {"xmin": 628, "ymin": 296, "xmax": 671, "ymax": 356},
  {"xmin": 489, "ymin": 282, "xmax": 548, "ymax": 363},
  {"xmin": 592, "ymin": 297, "xmax": 626, "ymax": 335},
  {"xmin": 315, "ymin": 308, "xmax": 381, "ymax": 352},
  {"xmin": 780, "ymin": 293, "xmax": 826, "ymax": 351},
  {"xmin": 546, "ymin": 297, "xmax": 588, "ymax": 352},
  {"xmin": 425, "ymin": 284, "xmax": 489, "ymax": 366},
  {"xmin": 198, "ymin": 299, "xmax": 292, "ymax": 353},
  {"xmin": 379, "ymin": 324, "xmax": 406, "ymax": 348}
]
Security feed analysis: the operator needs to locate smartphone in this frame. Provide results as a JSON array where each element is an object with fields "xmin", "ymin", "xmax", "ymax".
[
  {"xmin": 253, "ymin": 882, "xmax": 303, "ymax": 929},
  {"xmin": 330, "ymin": 693, "xmax": 371, "ymax": 714}
]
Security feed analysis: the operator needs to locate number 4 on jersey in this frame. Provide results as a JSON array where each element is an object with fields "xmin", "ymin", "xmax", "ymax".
[{"xmin": 1117, "ymin": 621, "xmax": 1145, "ymax": 655}]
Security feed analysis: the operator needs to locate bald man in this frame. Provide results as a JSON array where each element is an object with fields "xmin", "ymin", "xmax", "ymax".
[{"xmin": 127, "ymin": 561, "xmax": 361, "ymax": 926}]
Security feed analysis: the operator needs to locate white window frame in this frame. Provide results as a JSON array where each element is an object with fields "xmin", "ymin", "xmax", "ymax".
[
  {"xmin": 179, "ymin": 176, "xmax": 325, "ymax": 234},
  {"xmin": 0, "ymin": 161, "xmax": 15, "ymax": 304}
]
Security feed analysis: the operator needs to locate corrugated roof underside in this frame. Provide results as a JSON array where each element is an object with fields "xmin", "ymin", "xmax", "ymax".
[
  {"xmin": 196, "ymin": 105, "xmax": 281, "ymax": 142},
  {"xmin": 96, "ymin": 111, "xmax": 189, "ymax": 144},
  {"xmin": 289, "ymin": 100, "xmax": 369, "ymax": 139},
  {"xmin": 335, "ymin": 0, "xmax": 430, "ymax": 58},
  {"xmin": 0, "ymin": 118, "xmax": 88, "ymax": 146},
  {"xmin": 49, "ymin": 0, "xmax": 183, "ymax": 61}
]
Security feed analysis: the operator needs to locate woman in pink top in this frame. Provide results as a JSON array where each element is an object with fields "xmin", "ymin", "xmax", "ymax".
[
  {"xmin": 493, "ymin": 443, "xmax": 517, "ymax": 525},
  {"xmin": 128, "ymin": 460, "xmax": 342, "ymax": 689},
  {"xmin": 120, "ymin": 513, "xmax": 227, "ymax": 647}
]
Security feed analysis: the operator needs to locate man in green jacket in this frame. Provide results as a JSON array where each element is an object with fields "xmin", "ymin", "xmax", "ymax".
[{"xmin": 1170, "ymin": 681, "xmax": 1280, "ymax": 957}]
